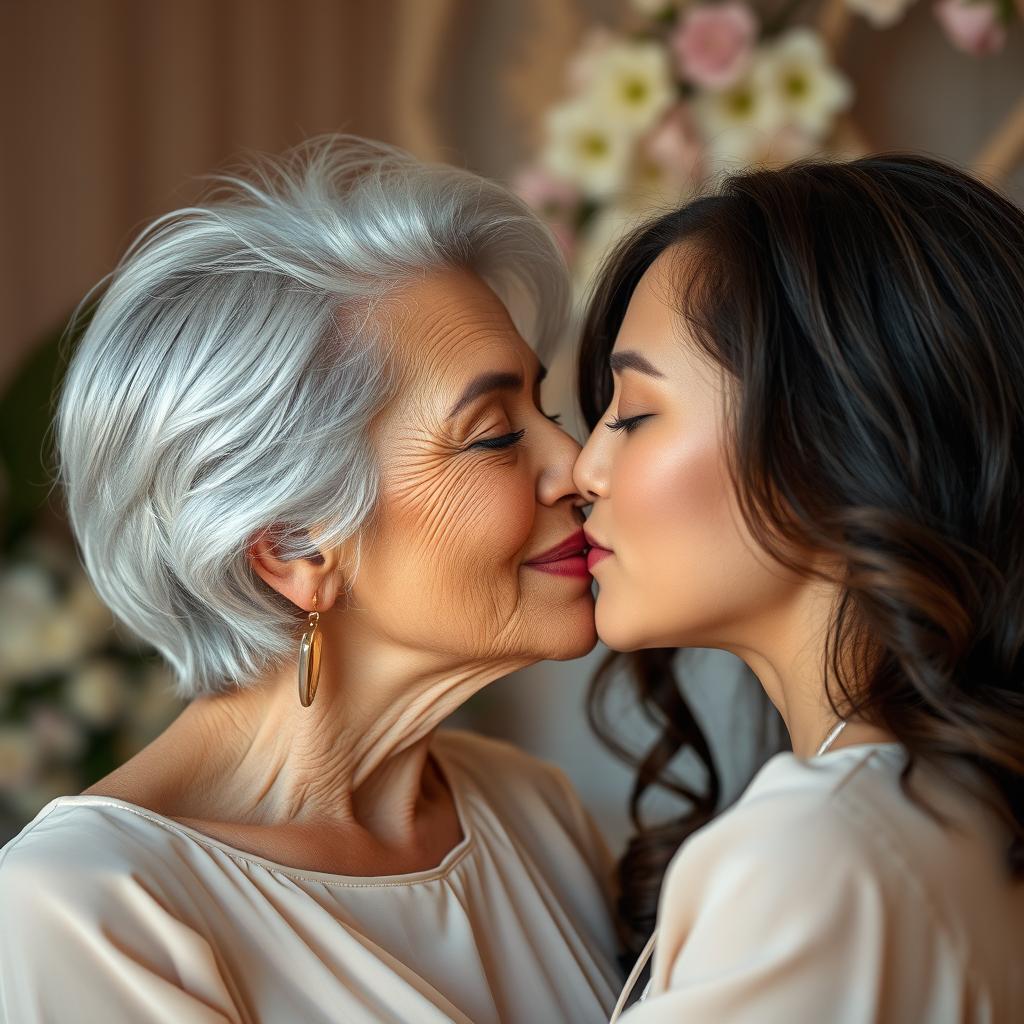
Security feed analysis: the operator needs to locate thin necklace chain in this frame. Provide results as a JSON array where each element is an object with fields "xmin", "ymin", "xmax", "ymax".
[{"xmin": 815, "ymin": 718, "xmax": 848, "ymax": 757}]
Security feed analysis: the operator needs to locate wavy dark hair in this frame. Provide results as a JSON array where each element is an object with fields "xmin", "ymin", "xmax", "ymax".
[{"xmin": 577, "ymin": 152, "xmax": 1024, "ymax": 966}]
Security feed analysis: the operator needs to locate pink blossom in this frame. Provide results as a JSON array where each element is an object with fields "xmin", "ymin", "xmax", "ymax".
[
  {"xmin": 671, "ymin": 2, "xmax": 759, "ymax": 90},
  {"xmin": 546, "ymin": 219, "xmax": 578, "ymax": 265},
  {"xmin": 644, "ymin": 104, "xmax": 705, "ymax": 187},
  {"xmin": 512, "ymin": 166, "xmax": 580, "ymax": 214},
  {"xmin": 933, "ymin": 0, "xmax": 1007, "ymax": 56},
  {"xmin": 510, "ymin": 167, "xmax": 578, "ymax": 263}
]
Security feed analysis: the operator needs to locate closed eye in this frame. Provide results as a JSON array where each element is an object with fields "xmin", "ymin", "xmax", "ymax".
[
  {"xmin": 469, "ymin": 428, "xmax": 527, "ymax": 451},
  {"xmin": 605, "ymin": 414, "xmax": 650, "ymax": 433}
]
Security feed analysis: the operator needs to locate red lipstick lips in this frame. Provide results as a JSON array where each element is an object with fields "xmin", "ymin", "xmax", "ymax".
[
  {"xmin": 524, "ymin": 527, "xmax": 591, "ymax": 578},
  {"xmin": 582, "ymin": 527, "xmax": 613, "ymax": 572}
]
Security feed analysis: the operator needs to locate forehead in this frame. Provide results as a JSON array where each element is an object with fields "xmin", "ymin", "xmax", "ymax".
[
  {"xmin": 378, "ymin": 265, "xmax": 538, "ymax": 417},
  {"xmin": 614, "ymin": 245, "xmax": 717, "ymax": 383},
  {"xmin": 374, "ymin": 268, "xmax": 540, "ymax": 432},
  {"xmin": 617, "ymin": 249, "xmax": 681, "ymax": 350}
]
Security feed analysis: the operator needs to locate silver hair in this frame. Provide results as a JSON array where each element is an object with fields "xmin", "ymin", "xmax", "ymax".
[{"xmin": 51, "ymin": 133, "xmax": 570, "ymax": 699}]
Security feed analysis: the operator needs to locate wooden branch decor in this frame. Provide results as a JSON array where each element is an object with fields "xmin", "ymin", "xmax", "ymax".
[{"xmin": 973, "ymin": 93, "xmax": 1024, "ymax": 184}]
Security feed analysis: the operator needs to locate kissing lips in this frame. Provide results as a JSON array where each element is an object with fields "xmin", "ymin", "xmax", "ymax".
[
  {"xmin": 524, "ymin": 528, "xmax": 591, "ymax": 579},
  {"xmin": 582, "ymin": 527, "xmax": 613, "ymax": 573}
]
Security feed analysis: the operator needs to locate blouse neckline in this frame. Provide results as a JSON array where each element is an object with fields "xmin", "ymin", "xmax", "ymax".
[{"xmin": 39, "ymin": 740, "xmax": 476, "ymax": 887}]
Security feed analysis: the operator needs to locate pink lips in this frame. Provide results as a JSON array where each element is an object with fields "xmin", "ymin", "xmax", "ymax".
[
  {"xmin": 524, "ymin": 527, "xmax": 591, "ymax": 578},
  {"xmin": 583, "ymin": 527, "xmax": 613, "ymax": 573}
]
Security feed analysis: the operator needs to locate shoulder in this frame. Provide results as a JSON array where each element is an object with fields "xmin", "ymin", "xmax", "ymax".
[
  {"xmin": 0, "ymin": 794, "xmax": 237, "ymax": 946},
  {"xmin": 0, "ymin": 797, "xmax": 175, "ymax": 946},
  {"xmin": 0, "ymin": 795, "xmax": 201, "ymax": 912},
  {"xmin": 665, "ymin": 749, "xmax": 900, "ymax": 887},
  {"xmin": 0, "ymin": 799, "xmax": 240, "ymax": 1019},
  {"xmin": 625, "ymin": 749, "xmax": 993, "ymax": 1020},
  {"xmin": 656, "ymin": 747, "xmax": 933, "ymax": 941},
  {"xmin": 2, "ymin": 796, "xmax": 149, "ymax": 873}
]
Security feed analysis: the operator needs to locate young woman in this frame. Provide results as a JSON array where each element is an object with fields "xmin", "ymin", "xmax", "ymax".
[{"xmin": 573, "ymin": 153, "xmax": 1024, "ymax": 1021}]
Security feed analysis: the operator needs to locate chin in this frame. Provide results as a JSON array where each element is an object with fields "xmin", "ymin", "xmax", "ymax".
[
  {"xmin": 594, "ymin": 597, "xmax": 646, "ymax": 653},
  {"xmin": 540, "ymin": 600, "xmax": 599, "ymax": 661}
]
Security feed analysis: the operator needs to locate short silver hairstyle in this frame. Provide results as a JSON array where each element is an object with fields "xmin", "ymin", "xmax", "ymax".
[{"xmin": 52, "ymin": 134, "xmax": 570, "ymax": 699}]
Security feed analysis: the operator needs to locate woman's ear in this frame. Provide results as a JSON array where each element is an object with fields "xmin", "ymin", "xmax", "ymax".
[{"xmin": 246, "ymin": 523, "xmax": 350, "ymax": 612}]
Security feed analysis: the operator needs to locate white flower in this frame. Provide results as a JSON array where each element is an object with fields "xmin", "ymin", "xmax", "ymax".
[
  {"xmin": 588, "ymin": 40, "xmax": 677, "ymax": 134},
  {"xmin": 756, "ymin": 28, "xmax": 852, "ymax": 140},
  {"xmin": 705, "ymin": 122, "xmax": 823, "ymax": 175},
  {"xmin": 0, "ymin": 724, "xmax": 39, "ymax": 790},
  {"xmin": 64, "ymin": 658, "xmax": 129, "ymax": 728},
  {"xmin": 629, "ymin": 151, "xmax": 699, "ymax": 206},
  {"xmin": 691, "ymin": 48, "xmax": 786, "ymax": 159},
  {"xmin": 845, "ymin": 0, "xmax": 918, "ymax": 27},
  {"xmin": 543, "ymin": 98, "xmax": 636, "ymax": 199}
]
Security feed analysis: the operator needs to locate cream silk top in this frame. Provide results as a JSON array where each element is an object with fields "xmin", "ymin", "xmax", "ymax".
[
  {"xmin": 612, "ymin": 742, "xmax": 1024, "ymax": 1023},
  {"xmin": 0, "ymin": 729, "xmax": 623, "ymax": 1024}
]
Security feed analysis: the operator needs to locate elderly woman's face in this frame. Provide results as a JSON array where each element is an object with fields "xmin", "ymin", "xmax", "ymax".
[{"xmin": 351, "ymin": 268, "xmax": 595, "ymax": 665}]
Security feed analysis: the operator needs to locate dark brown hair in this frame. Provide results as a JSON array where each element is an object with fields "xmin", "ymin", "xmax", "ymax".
[{"xmin": 577, "ymin": 152, "xmax": 1024, "ymax": 965}]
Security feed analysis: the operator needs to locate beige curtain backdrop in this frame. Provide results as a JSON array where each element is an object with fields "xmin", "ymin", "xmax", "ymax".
[{"xmin": 0, "ymin": 0, "xmax": 466, "ymax": 390}]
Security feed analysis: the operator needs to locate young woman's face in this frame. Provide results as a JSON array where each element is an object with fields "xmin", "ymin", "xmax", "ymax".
[{"xmin": 573, "ymin": 247, "xmax": 805, "ymax": 654}]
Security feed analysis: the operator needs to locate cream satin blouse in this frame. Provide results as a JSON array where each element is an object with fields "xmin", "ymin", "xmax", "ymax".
[
  {"xmin": 0, "ymin": 728, "xmax": 623, "ymax": 1023},
  {"xmin": 611, "ymin": 742, "xmax": 1023, "ymax": 1023}
]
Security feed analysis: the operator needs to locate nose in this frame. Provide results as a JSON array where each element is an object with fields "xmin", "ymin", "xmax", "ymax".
[
  {"xmin": 536, "ymin": 416, "xmax": 589, "ymax": 509},
  {"xmin": 572, "ymin": 423, "xmax": 608, "ymax": 503}
]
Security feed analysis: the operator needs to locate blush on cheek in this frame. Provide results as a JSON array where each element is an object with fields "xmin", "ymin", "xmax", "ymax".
[
  {"xmin": 621, "ymin": 430, "xmax": 729, "ymax": 554},
  {"xmin": 610, "ymin": 428, "xmax": 740, "ymax": 642}
]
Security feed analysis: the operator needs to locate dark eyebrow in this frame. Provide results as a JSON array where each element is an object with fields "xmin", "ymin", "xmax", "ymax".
[
  {"xmin": 446, "ymin": 362, "xmax": 548, "ymax": 420},
  {"xmin": 609, "ymin": 351, "xmax": 665, "ymax": 379}
]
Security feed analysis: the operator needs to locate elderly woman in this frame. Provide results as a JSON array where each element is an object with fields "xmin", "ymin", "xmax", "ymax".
[{"xmin": 0, "ymin": 136, "xmax": 621, "ymax": 1023}]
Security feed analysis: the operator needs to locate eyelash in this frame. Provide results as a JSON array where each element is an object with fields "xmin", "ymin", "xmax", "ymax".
[
  {"xmin": 472, "ymin": 428, "xmax": 526, "ymax": 451},
  {"xmin": 470, "ymin": 412, "xmax": 562, "ymax": 451},
  {"xmin": 605, "ymin": 413, "xmax": 650, "ymax": 434}
]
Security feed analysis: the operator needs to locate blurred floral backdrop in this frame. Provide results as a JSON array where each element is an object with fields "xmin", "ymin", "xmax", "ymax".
[
  {"xmin": 0, "ymin": 317, "xmax": 185, "ymax": 825},
  {"xmin": 513, "ymin": 0, "xmax": 1024, "ymax": 299}
]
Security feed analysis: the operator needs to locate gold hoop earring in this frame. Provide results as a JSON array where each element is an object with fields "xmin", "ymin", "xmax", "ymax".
[{"xmin": 297, "ymin": 592, "xmax": 322, "ymax": 707}]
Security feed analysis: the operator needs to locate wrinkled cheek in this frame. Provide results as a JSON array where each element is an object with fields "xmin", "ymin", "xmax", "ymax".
[{"xmin": 367, "ymin": 465, "xmax": 536, "ymax": 649}]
